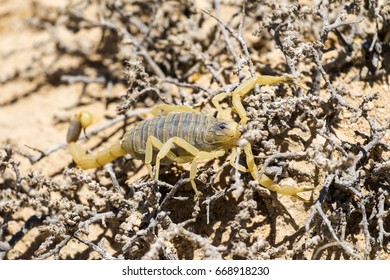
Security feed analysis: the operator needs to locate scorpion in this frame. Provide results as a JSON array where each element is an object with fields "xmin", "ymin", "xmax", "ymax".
[{"xmin": 67, "ymin": 75, "xmax": 317, "ymax": 201}]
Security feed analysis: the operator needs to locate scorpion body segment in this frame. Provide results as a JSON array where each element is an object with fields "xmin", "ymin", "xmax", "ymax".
[{"xmin": 122, "ymin": 112, "xmax": 240, "ymax": 162}]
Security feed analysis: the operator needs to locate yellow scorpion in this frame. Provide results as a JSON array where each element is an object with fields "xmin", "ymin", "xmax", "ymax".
[{"xmin": 67, "ymin": 75, "xmax": 316, "ymax": 201}]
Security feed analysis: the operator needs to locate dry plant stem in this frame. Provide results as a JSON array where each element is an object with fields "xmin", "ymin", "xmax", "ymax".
[
  {"xmin": 104, "ymin": 164, "xmax": 121, "ymax": 192},
  {"xmin": 369, "ymin": 2, "xmax": 381, "ymax": 52},
  {"xmin": 212, "ymin": 0, "xmax": 238, "ymax": 63},
  {"xmin": 128, "ymin": 87, "xmax": 170, "ymax": 107},
  {"xmin": 353, "ymin": 118, "xmax": 390, "ymax": 165},
  {"xmin": 204, "ymin": 64, "xmax": 223, "ymax": 86},
  {"xmin": 305, "ymin": 173, "xmax": 336, "ymax": 256},
  {"xmin": 162, "ymin": 78, "xmax": 213, "ymax": 97},
  {"xmin": 163, "ymin": 78, "xmax": 239, "ymax": 108},
  {"xmin": 201, "ymin": 161, "xmax": 231, "ymax": 224},
  {"xmin": 64, "ymin": 6, "xmax": 164, "ymax": 80},
  {"xmin": 318, "ymin": 173, "xmax": 336, "ymax": 203},
  {"xmin": 312, "ymin": 241, "xmax": 339, "ymax": 260},
  {"xmin": 314, "ymin": 203, "xmax": 361, "ymax": 259},
  {"xmin": 257, "ymin": 151, "xmax": 309, "ymax": 180},
  {"xmin": 377, "ymin": 192, "xmax": 390, "ymax": 249},
  {"xmin": 316, "ymin": 123, "xmax": 349, "ymax": 157},
  {"xmin": 269, "ymin": 23, "xmax": 299, "ymax": 79},
  {"xmin": 310, "ymin": 47, "xmax": 357, "ymax": 111},
  {"xmin": 158, "ymin": 177, "xmax": 190, "ymax": 211},
  {"xmin": 99, "ymin": 19, "xmax": 166, "ymax": 79},
  {"xmin": 203, "ymin": 2, "xmax": 255, "ymax": 77},
  {"xmin": 236, "ymin": 0, "xmax": 256, "ymax": 76},
  {"xmin": 358, "ymin": 196, "xmax": 373, "ymax": 259},
  {"xmin": 192, "ymin": 84, "xmax": 238, "ymax": 107},
  {"xmin": 0, "ymin": 146, "xmax": 23, "ymax": 190},
  {"xmin": 121, "ymin": 211, "xmax": 166, "ymax": 253},
  {"xmin": 74, "ymin": 233, "xmax": 116, "ymax": 260},
  {"xmin": 206, "ymin": 161, "xmax": 231, "ymax": 190},
  {"xmin": 61, "ymin": 75, "xmax": 107, "ymax": 84},
  {"xmin": 79, "ymin": 211, "xmax": 116, "ymax": 234},
  {"xmin": 161, "ymin": 244, "xmax": 178, "ymax": 260},
  {"xmin": 35, "ymin": 235, "xmax": 72, "ymax": 260},
  {"xmin": 141, "ymin": 217, "xmax": 223, "ymax": 260},
  {"xmin": 316, "ymin": 0, "xmax": 363, "ymax": 43},
  {"xmin": 337, "ymin": 119, "xmax": 390, "ymax": 196},
  {"xmin": 134, "ymin": 179, "xmax": 176, "ymax": 193},
  {"xmin": 197, "ymin": 12, "xmax": 228, "ymax": 86}
]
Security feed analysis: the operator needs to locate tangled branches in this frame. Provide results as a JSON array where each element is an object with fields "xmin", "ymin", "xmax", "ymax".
[{"xmin": 0, "ymin": 0, "xmax": 389, "ymax": 260}]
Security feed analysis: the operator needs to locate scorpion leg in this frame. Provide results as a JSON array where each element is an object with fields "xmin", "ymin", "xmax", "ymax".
[
  {"xmin": 230, "ymin": 143, "xmax": 316, "ymax": 201},
  {"xmin": 229, "ymin": 147, "xmax": 251, "ymax": 172},
  {"xmin": 155, "ymin": 136, "xmax": 225, "ymax": 196},
  {"xmin": 67, "ymin": 111, "xmax": 127, "ymax": 169},
  {"xmin": 212, "ymin": 75, "xmax": 295, "ymax": 124},
  {"xmin": 258, "ymin": 174, "xmax": 318, "ymax": 202},
  {"xmin": 242, "ymin": 142, "xmax": 317, "ymax": 202},
  {"xmin": 145, "ymin": 135, "xmax": 183, "ymax": 179},
  {"xmin": 233, "ymin": 75, "xmax": 296, "ymax": 125},
  {"xmin": 151, "ymin": 104, "xmax": 198, "ymax": 116},
  {"xmin": 190, "ymin": 150, "xmax": 225, "ymax": 195},
  {"xmin": 211, "ymin": 92, "xmax": 232, "ymax": 120}
]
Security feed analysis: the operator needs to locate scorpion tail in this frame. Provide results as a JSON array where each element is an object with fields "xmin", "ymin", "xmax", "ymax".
[
  {"xmin": 67, "ymin": 142, "xmax": 99, "ymax": 169},
  {"xmin": 66, "ymin": 111, "xmax": 127, "ymax": 169},
  {"xmin": 67, "ymin": 141, "xmax": 127, "ymax": 169},
  {"xmin": 258, "ymin": 173, "xmax": 317, "ymax": 202}
]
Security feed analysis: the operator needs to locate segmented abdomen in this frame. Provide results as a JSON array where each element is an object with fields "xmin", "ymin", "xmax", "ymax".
[{"xmin": 121, "ymin": 112, "xmax": 216, "ymax": 160}]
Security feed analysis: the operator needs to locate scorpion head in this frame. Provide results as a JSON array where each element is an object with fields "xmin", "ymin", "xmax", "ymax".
[{"xmin": 205, "ymin": 118, "xmax": 240, "ymax": 149}]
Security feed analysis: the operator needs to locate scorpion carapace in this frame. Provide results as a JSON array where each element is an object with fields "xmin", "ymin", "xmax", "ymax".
[
  {"xmin": 67, "ymin": 75, "xmax": 318, "ymax": 200},
  {"xmin": 122, "ymin": 111, "xmax": 240, "ymax": 160}
]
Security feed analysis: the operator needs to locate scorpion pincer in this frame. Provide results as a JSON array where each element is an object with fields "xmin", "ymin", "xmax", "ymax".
[{"xmin": 67, "ymin": 75, "xmax": 318, "ymax": 201}]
